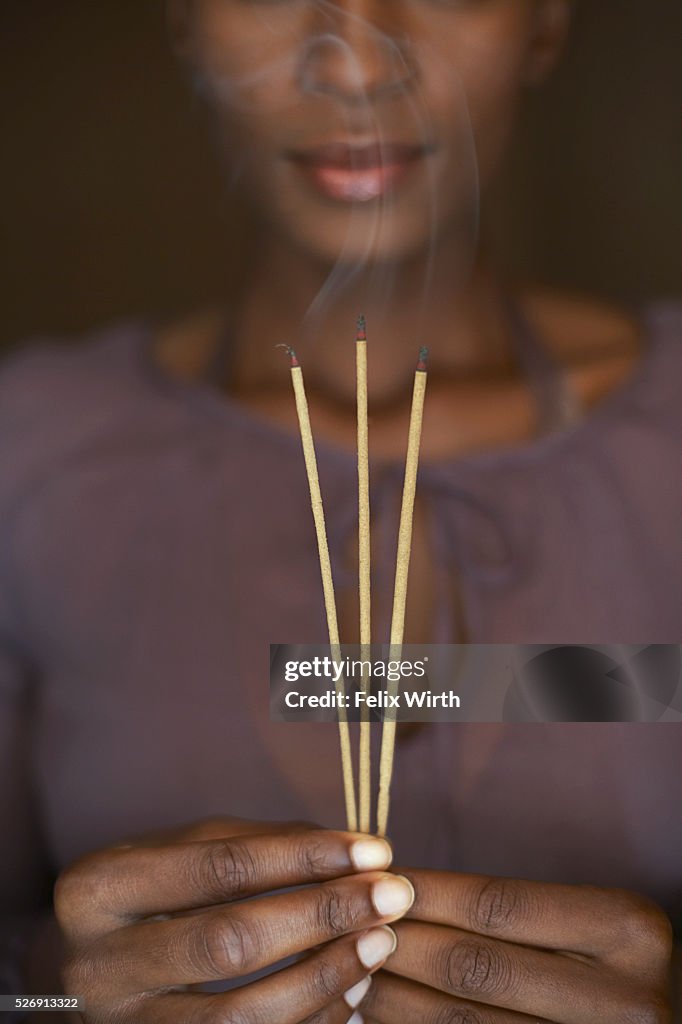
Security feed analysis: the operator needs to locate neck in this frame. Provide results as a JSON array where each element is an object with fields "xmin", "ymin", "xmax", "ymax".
[{"xmin": 229, "ymin": 226, "xmax": 515, "ymax": 407}]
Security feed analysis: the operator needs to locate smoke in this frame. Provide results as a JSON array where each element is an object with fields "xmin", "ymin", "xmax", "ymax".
[{"xmin": 193, "ymin": 1, "xmax": 480, "ymax": 339}]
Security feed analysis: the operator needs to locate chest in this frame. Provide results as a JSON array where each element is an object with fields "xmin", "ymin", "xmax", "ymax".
[{"xmin": 13, "ymin": 449, "xmax": 680, "ymax": 898}]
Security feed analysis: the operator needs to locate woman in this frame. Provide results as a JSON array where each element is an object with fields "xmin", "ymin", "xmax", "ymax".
[{"xmin": 1, "ymin": 1, "xmax": 680, "ymax": 1020}]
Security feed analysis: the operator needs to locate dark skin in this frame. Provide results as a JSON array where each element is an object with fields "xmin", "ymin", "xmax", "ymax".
[
  {"xmin": 52, "ymin": 818, "xmax": 674, "ymax": 1023},
  {"xmin": 54, "ymin": 818, "xmax": 409, "ymax": 1022},
  {"xmin": 47, "ymin": 1, "xmax": 676, "ymax": 1021}
]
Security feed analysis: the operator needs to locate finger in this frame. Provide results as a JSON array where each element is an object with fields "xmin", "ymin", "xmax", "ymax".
[
  {"xmin": 110, "ymin": 994, "xmax": 357, "ymax": 1024},
  {"xmin": 385, "ymin": 920, "xmax": 656, "ymax": 1024},
  {"xmin": 84, "ymin": 873, "xmax": 413, "ymax": 991},
  {"xmin": 192, "ymin": 927, "xmax": 395, "ymax": 1024},
  {"xmin": 99, "ymin": 930, "xmax": 394, "ymax": 1024},
  {"xmin": 299, "ymin": 1000, "xmax": 359, "ymax": 1024},
  {"xmin": 56, "ymin": 829, "xmax": 393, "ymax": 940},
  {"xmin": 402, "ymin": 868, "xmax": 673, "ymax": 964},
  {"xmin": 364, "ymin": 970, "xmax": 552, "ymax": 1023}
]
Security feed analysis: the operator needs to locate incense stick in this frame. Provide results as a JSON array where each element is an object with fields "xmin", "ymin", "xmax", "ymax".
[
  {"xmin": 280, "ymin": 345, "xmax": 358, "ymax": 832},
  {"xmin": 356, "ymin": 316, "xmax": 372, "ymax": 833},
  {"xmin": 377, "ymin": 346, "xmax": 429, "ymax": 838}
]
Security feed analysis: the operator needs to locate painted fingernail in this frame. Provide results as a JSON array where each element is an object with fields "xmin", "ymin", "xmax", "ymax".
[
  {"xmin": 372, "ymin": 875, "xmax": 415, "ymax": 917},
  {"xmin": 343, "ymin": 976, "xmax": 371, "ymax": 1008},
  {"xmin": 350, "ymin": 837, "xmax": 393, "ymax": 871},
  {"xmin": 348, "ymin": 1013, "xmax": 364, "ymax": 1024},
  {"xmin": 357, "ymin": 925, "xmax": 397, "ymax": 969}
]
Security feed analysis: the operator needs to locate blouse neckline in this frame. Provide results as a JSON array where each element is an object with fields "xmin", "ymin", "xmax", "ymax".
[{"xmin": 134, "ymin": 304, "xmax": 664, "ymax": 480}]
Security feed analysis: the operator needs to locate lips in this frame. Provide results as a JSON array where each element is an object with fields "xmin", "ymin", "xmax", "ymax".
[{"xmin": 287, "ymin": 141, "xmax": 431, "ymax": 202}]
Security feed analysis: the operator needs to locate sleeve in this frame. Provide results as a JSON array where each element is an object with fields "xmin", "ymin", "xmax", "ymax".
[
  {"xmin": 0, "ymin": 632, "xmax": 54, "ymax": 1012},
  {"xmin": 0, "ymin": 347, "xmax": 58, "ymax": 1013}
]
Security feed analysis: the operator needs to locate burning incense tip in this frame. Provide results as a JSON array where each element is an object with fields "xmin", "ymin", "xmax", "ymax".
[
  {"xmin": 356, "ymin": 315, "xmax": 367, "ymax": 341},
  {"xmin": 276, "ymin": 343, "xmax": 300, "ymax": 367},
  {"xmin": 417, "ymin": 346, "xmax": 429, "ymax": 372}
]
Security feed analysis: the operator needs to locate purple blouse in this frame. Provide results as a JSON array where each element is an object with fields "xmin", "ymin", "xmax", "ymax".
[{"xmin": 0, "ymin": 305, "xmax": 681, "ymax": 987}]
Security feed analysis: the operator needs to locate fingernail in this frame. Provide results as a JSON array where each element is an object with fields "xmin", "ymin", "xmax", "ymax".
[
  {"xmin": 350, "ymin": 837, "xmax": 393, "ymax": 871},
  {"xmin": 343, "ymin": 976, "xmax": 371, "ymax": 1008},
  {"xmin": 372, "ymin": 875, "xmax": 415, "ymax": 917},
  {"xmin": 357, "ymin": 925, "xmax": 397, "ymax": 969},
  {"xmin": 348, "ymin": 1013, "xmax": 364, "ymax": 1024}
]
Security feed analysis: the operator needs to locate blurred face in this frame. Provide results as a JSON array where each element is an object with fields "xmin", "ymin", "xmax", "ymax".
[{"xmin": 175, "ymin": 0, "xmax": 568, "ymax": 267}]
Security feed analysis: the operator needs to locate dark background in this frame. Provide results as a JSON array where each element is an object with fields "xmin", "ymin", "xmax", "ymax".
[{"xmin": 1, "ymin": 0, "xmax": 681, "ymax": 351}]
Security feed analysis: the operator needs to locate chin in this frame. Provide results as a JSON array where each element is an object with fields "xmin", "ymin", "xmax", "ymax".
[
  {"xmin": 264, "ymin": 181, "xmax": 473, "ymax": 274},
  {"xmin": 281, "ymin": 212, "xmax": 441, "ymax": 270}
]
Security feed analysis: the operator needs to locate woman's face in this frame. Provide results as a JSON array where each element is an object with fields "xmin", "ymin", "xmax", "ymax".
[{"xmin": 177, "ymin": 0, "xmax": 568, "ymax": 266}]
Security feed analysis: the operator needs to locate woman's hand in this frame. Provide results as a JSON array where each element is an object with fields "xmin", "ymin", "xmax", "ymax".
[
  {"xmin": 360, "ymin": 870, "xmax": 674, "ymax": 1023},
  {"xmin": 54, "ymin": 817, "xmax": 414, "ymax": 1023}
]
